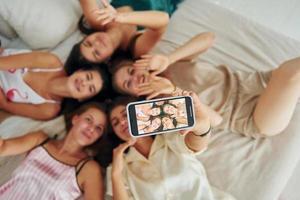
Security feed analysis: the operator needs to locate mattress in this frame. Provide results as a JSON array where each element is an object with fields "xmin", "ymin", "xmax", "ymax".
[{"xmin": 153, "ymin": 0, "xmax": 300, "ymax": 199}]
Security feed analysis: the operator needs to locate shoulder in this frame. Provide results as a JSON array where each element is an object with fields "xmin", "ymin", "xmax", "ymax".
[
  {"xmin": 27, "ymin": 130, "xmax": 49, "ymax": 146},
  {"xmin": 34, "ymin": 51, "xmax": 63, "ymax": 68},
  {"xmin": 80, "ymin": 159, "xmax": 103, "ymax": 178}
]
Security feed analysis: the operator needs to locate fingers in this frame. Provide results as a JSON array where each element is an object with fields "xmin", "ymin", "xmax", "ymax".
[
  {"xmin": 114, "ymin": 140, "xmax": 135, "ymax": 154},
  {"xmin": 101, "ymin": 16, "xmax": 114, "ymax": 25},
  {"xmin": 101, "ymin": 0, "xmax": 110, "ymax": 7},
  {"xmin": 133, "ymin": 62, "xmax": 148, "ymax": 68},
  {"xmin": 138, "ymin": 89, "xmax": 154, "ymax": 96},
  {"xmin": 146, "ymin": 92, "xmax": 160, "ymax": 100},
  {"xmin": 151, "ymin": 69, "xmax": 163, "ymax": 76},
  {"xmin": 141, "ymin": 54, "xmax": 152, "ymax": 59},
  {"xmin": 179, "ymin": 129, "xmax": 190, "ymax": 135}
]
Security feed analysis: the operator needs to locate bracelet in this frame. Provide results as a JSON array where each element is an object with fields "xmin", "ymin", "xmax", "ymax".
[
  {"xmin": 171, "ymin": 86, "xmax": 183, "ymax": 96},
  {"xmin": 192, "ymin": 126, "xmax": 211, "ymax": 137}
]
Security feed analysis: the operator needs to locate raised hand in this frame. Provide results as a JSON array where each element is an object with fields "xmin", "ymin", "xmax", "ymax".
[
  {"xmin": 133, "ymin": 54, "xmax": 170, "ymax": 75},
  {"xmin": 179, "ymin": 91, "xmax": 211, "ymax": 135},
  {"xmin": 138, "ymin": 75, "xmax": 175, "ymax": 99},
  {"xmin": 92, "ymin": 0, "xmax": 118, "ymax": 26},
  {"xmin": 112, "ymin": 139, "xmax": 136, "ymax": 176}
]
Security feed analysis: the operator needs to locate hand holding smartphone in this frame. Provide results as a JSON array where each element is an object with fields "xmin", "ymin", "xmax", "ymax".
[{"xmin": 127, "ymin": 96, "xmax": 195, "ymax": 137}]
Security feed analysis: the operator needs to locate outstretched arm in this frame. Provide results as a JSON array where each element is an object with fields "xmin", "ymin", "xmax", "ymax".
[
  {"xmin": 0, "ymin": 51, "xmax": 62, "ymax": 70},
  {"xmin": 80, "ymin": 0, "xmax": 169, "ymax": 57},
  {"xmin": 134, "ymin": 32, "xmax": 215, "ymax": 74},
  {"xmin": 0, "ymin": 131, "xmax": 48, "ymax": 156},
  {"xmin": 182, "ymin": 91, "xmax": 222, "ymax": 152},
  {"xmin": 0, "ymin": 93, "xmax": 60, "ymax": 120},
  {"xmin": 168, "ymin": 32, "xmax": 215, "ymax": 63},
  {"xmin": 120, "ymin": 10, "xmax": 169, "ymax": 58}
]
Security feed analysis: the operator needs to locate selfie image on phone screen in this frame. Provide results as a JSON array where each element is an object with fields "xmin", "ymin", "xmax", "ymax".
[{"xmin": 127, "ymin": 96, "xmax": 195, "ymax": 137}]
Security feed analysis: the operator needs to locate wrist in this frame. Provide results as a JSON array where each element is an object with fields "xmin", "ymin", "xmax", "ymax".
[
  {"xmin": 115, "ymin": 12, "xmax": 126, "ymax": 23},
  {"xmin": 193, "ymin": 118, "xmax": 211, "ymax": 135},
  {"xmin": 171, "ymin": 85, "xmax": 183, "ymax": 96},
  {"xmin": 112, "ymin": 168, "xmax": 122, "ymax": 178},
  {"xmin": 168, "ymin": 54, "xmax": 176, "ymax": 65}
]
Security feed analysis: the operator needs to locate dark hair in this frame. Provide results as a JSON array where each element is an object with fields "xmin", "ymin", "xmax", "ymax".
[
  {"xmin": 64, "ymin": 42, "xmax": 101, "ymax": 75},
  {"xmin": 107, "ymin": 96, "xmax": 138, "ymax": 147},
  {"xmin": 162, "ymin": 103, "xmax": 177, "ymax": 115},
  {"xmin": 149, "ymin": 105, "xmax": 163, "ymax": 116},
  {"xmin": 162, "ymin": 116, "xmax": 178, "ymax": 129},
  {"xmin": 148, "ymin": 116, "xmax": 163, "ymax": 132}
]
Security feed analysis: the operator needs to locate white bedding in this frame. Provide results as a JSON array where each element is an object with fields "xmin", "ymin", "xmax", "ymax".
[
  {"xmin": 153, "ymin": 0, "xmax": 300, "ymax": 200},
  {"xmin": 1, "ymin": 0, "xmax": 300, "ymax": 199}
]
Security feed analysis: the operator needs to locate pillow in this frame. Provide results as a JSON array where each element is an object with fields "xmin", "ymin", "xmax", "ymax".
[
  {"xmin": 0, "ymin": 0, "xmax": 82, "ymax": 49},
  {"xmin": 0, "ymin": 14, "xmax": 17, "ymax": 39}
]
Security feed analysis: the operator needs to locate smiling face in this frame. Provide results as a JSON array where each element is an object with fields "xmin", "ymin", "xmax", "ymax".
[
  {"xmin": 110, "ymin": 105, "xmax": 132, "ymax": 141},
  {"xmin": 162, "ymin": 117, "xmax": 175, "ymax": 130},
  {"xmin": 149, "ymin": 107, "xmax": 161, "ymax": 116},
  {"xmin": 113, "ymin": 64, "xmax": 150, "ymax": 96},
  {"xmin": 147, "ymin": 117, "xmax": 162, "ymax": 132},
  {"xmin": 80, "ymin": 32, "xmax": 114, "ymax": 63},
  {"xmin": 68, "ymin": 69, "xmax": 102, "ymax": 100},
  {"xmin": 163, "ymin": 104, "xmax": 177, "ymax": 115},
  {"xmin": 71, "ymin": 107, "xmax": 107, "ymax": 146}
]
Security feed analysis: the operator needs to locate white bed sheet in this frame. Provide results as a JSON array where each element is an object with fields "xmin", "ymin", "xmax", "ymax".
[
  {"xmin": 153, "ymin": 0, "xmax": 300, "ymax": 199},
  {"xmin": 207, "ymin": 0, "xmax": 300, "ymax": 42}
]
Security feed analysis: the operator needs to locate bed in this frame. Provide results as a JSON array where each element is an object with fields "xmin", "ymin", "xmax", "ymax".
[{"xmin": 1, "ymin": 0, "xmax": 300, "ymax": 199}]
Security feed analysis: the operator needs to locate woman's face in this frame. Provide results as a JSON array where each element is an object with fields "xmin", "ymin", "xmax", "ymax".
[
  {"xmin": 162, "ymin": 117, "xmax": 175, "ymax": 129},
  {"xmin": 113, "ymin": 65, "xmax": 150, "ymax": 96},
  {"xmin": 149, "ymin": 107, "xmax": 161, "ymax": 116},
  {"xmin": 80, "ymin": 32, "xmax": 114, "ymax": 63},
  {"xmin": 110, "ymin": 105, "xmax": 132, "ymax": 141},
  {"xmin": 68, "ymin": 70, "xmax": 102, "ymax": 100},
  {"xmin": 148, "ymin": 117, "xmax": 162, "ymax": 132},
  {"xmin": 71, "ymin": 107, "xmax": 107, "ymax": 146},
  {"xmin": 163, "ymin": 104, "xmax": 177, "ymax": 115}
]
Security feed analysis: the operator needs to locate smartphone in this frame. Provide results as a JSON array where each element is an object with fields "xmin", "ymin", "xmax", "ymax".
[{"xmin": 127, "ymin": 96, "xmax": 195, "ymax": 137}]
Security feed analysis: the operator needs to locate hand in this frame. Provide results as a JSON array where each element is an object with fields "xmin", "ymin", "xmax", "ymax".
[
  {"xmin": 92, "ymin": 0, "xmax": 118, "ymax": 26},
  {"xmin": 138, "ymin": 75, "xmax": 175, "ymax": 99},
  {"xmin": 111, "ymin": 139, "xmax": 136, "ymax": 176},
  {"xmin": 179, "ymin": 91, "xmax": 211, "ymax": 135},
  {"xmin": 133, "ymin": 54, "xmax": 170, "ymax": 75},
  {"xmin": 0, "ymin": 48, "xmax": 4, "ymax": 55},
  {"xmin": 0, "ymin": 88, "xmax": 7, "ymax": 109}
]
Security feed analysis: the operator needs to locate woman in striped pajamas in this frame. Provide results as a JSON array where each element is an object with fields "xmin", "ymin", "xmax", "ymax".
[{"xmin": 0, "ymin": 102, "xmax": 107, "ymax": 200}]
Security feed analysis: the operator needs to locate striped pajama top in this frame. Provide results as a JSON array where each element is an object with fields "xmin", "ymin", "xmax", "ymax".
[{"xmin": 0, "ymin": 144, "xmax": 87, "ymax": 200}]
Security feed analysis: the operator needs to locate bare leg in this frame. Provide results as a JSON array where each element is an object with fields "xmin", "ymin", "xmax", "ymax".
[{"xmin": 254, "ymin": 57, "xmax": 300, "ymax": 136}]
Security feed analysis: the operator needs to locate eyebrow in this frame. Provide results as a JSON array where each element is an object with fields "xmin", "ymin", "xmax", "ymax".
[
  {"xmin": 83, "ymin": 42, "xmax": 88, "ymax": 47},
  {"xmin": 87, "ymin": 114, "xmax": 95, "ymax": 121},
  {"xmin": 121, "ymin": 108, "xmax": 126, "ymax": 115},
  {"xmin": 111, "ymin": 118, "xmax": 117, "ymax": 124}
]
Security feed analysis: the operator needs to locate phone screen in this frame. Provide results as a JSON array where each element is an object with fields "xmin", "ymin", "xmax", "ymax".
[{"xmin": 127, "ymin": 96, "xmax": 195, "ymax": 137}]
